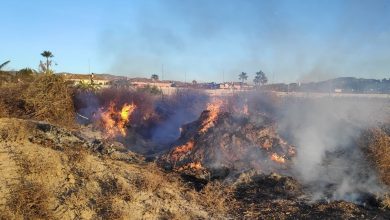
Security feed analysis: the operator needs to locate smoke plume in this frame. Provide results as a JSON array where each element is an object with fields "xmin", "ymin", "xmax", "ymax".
[{"xmin": 277, "ymin": 97, "xmax": 389, "ymax": 202}]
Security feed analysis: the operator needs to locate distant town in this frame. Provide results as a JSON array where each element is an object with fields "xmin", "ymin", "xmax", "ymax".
[
  {"xmin": 59, "ymin": 72, "xmax": 390, "ymax": 94},
  {"xmin": 1, "ymin": 68, "xmax": 390, "ymax": 95}
]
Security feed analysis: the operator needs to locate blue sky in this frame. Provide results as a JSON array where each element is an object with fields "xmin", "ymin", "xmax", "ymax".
[{"xmin": 1, "ymin": 0, "xmax": 389, "ymax": 83}]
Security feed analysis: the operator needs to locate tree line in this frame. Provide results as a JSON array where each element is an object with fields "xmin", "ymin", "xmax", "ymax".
[
  {"xmin": 239, "ymin": 70, "xmax": 268, "ymax": 87},
  {"xmin": 1, "ymin": 50, "xmax": 55, "ymax": 76}
]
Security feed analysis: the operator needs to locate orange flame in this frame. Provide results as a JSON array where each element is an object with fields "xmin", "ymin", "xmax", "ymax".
[
  {"xmin": 118, "ymin": 103, "xmax": 136, "ymax": 136},
  {"xmin": 172, "ymin": 140, "xmax": 195, "ymax": 161},
  {"xmin": 188, "ymin": 161, "xmax": 203, "ymax": 170},
  {"xmin": 270, "ymin": 153, "xmax": 286, "ymax": 164},
  {"xmin": 100, "ymin": 102, "xmax": 136, "ymax": 137},
  {"xmin": 177, "ymin": 161, "xmax": 204, "ymax": 172},
  {"xmin": 200, "ymin": 99, "xmax": 223, "ymax": 133},
  {"xmin": 242, "ymin": 104, "xmax": 249, "ymax": 115}
]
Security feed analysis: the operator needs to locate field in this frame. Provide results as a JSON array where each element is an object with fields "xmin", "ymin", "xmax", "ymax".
[{"xmin": 0, "ymin": 75, "xmax": 389, "ymax": 219}]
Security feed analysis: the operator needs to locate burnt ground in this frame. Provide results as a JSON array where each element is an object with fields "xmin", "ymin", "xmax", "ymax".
[
  {"xmin": 157, "ymin": 109, "xmax": 390, "ymax": 219},
  {"xmin": 158, "ymin": 111, "xmax": 295, "ymax": 180},
  {"xmin": 228, "ymin": 172, "xmax": 390, "ymax": 219}
]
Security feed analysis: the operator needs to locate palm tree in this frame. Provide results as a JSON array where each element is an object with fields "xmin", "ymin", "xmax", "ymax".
[
  {"xmin": 41, "ymin": 51, "xmax": 54, "ymax": 74},
  {"xmin": 0, "ymin": 60, "xmax": 10, "ymax": 71},
  {"xmin": 238, "ymin": 72, "xmax": 248, "ymax": 84},
  {"xmin": 151, "ymin": 74, "xmax": 159, "ymax": 81},
  {"xmin": 253, "ymin": 70, "xmax": 268, "ymax": 88}
]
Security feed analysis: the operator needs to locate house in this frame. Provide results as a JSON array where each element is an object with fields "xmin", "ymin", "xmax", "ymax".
[
  {"xmin": 129, "ymin": 78, "xmax": 172, "ymax": 88},
  {"xmin": 219, "ymin": 82, "xmax": 252, "ymax": 90},
  {"xmin": 64, "ymin": 73, "xmax": 111, "ymax": 87}
]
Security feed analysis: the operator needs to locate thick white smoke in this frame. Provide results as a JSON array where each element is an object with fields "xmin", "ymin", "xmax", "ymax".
[{"xmin": 277, "ymin": 97, "xmax": 389, "ymax": 202}]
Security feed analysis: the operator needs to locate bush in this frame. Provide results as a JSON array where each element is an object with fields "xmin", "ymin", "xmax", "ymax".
[
  {"xmin": 0, "ymin": 83, "xmax": 27, "ymax": 117},
  {"xmin": 137, "ymin": 84, "xmax": 162, "ymax": 95},
  {"xmin": 0, "ymin": 74, "xmax": 76, "ymax": 127},
  {"xmin": 359, "ymin": 127, "xmax": 390, "ymax": 185}
]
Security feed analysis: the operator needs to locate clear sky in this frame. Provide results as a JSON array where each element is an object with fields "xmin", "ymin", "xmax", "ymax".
[{"xmin": 1, "ymin": 0, "xmax": 389, "ymax": 83}]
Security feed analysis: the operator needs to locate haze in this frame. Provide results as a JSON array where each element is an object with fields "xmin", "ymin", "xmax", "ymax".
[{"xmin": 1, "ymin": 0, "xmax": 389, "ymax": 82}]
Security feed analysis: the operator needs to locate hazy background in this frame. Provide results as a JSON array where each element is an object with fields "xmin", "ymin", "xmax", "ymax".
[{"xmin": 1, "ymin": 0, "xmax": 389, "ymax": 83}]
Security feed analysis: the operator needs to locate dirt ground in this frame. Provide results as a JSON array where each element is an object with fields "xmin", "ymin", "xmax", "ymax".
[
  {"xmin": 0, "ymin": 118, "xmax": 227, "ymax": 219},
  {"xmin": 1, "ymin": 117, "xmax": 389, "ymax": 220}
]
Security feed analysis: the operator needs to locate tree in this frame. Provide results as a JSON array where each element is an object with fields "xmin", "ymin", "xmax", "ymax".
[
  {"xmin": 151, "ymin": 74, "xmax": 159, "ymax": 81},
  {"xmin": 0, "ymin": 61, "xmax": 11, "ymax": 84},
  {"xmin": 253, "ymin": 70, "xmax": 268, "ymax": 87},
  {"xmin": 40, "ymin": 51, "xmax": 54, "ymax": 74},
  {"xmin": 192, "ymin": 80, "xmax": 197, "ymax": 85},
  {"xmin": 238, "ymin": 72, "xmax": 248, "ymax": 84},
  {"xmin": 0, "ymin": 60, "xmax": 10, "ymax": 71}
]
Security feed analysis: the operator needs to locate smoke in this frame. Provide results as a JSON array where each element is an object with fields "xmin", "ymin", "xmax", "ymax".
[
  {"xmin": 75, "ymin": 85, "xmax": 389, "ymax": 204},
  {"xmin": 151, "ymin": 89, "xmax": 209, "ymax": 145},
  {"xmin": 98, "ymin": 0, "xmax": 390, "ymax": 82},
  {"xmin": 277, "ymin": 97, "xmax": 389, "ymax": 201},
  {"xmin": 74, "ymin": 88, "xmax": 209, "ymax": 153},
  {"xmin": 74, "ymin": 91, "xmax": 100, "ymax": 124}
]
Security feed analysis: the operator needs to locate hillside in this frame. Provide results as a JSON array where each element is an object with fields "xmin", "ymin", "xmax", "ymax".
[{"xmin": 0, "ymin": 118, "xmax": 226, "ymax": 219}]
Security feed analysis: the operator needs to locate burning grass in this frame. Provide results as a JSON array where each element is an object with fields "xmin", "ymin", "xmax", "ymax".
[
  {"xmin": 199, "ymin": 98, "xmax": 224, "ymax": 133},
  {"xmin": 159, "ymin": 109, "xmax": 294, "ymax": 180},
  {"xmin": 1, "ymin": 75, "xmax": 390, "ymax": 218},
  {"xmin": 99, "ymin": 101, "xmax": 136, "ymax": 138},
  {"xmin": 74, "ymin": 87, "xmax": 160, "ymax": 139}
]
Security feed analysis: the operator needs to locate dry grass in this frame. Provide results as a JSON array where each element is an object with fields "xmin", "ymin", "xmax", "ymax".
[
  {"xmin": 23, "ymin": 74, "xmax": 75, "ymax": 127},
  {"xmin": 5, "ymin": 181, "xmax": 54, "ymax": 219},
  {"xmin": 0, "ymin": 83, "xmax": 27, "ymax": 117},
  {"xmin": 359, "ymin": 127, "xmax": 390, "ymax": 185},
  {"xmin": 359, "ymin": 126, "xmax": 390, "ymax": 210},
  {"xmin": 0, "ymin": 74, "xmax": 76, "ymax": 128},
  {"xmin": 196, "ymin": 181, "xmax": 235, "ymax": 217},
  {"xmin": 382, "ymin": 194, "xmax": 390, "ymax": 209},
  {"xmin": 93, "ymin": 195, "xmax": 124, "ymax": 220},
  {"xmin": 65, "ymin": 144, "xmax": 89, "ymax": 164},
  {"xmin": 94, "ymin": 176, "xmax": 126, "ymax": 219}
]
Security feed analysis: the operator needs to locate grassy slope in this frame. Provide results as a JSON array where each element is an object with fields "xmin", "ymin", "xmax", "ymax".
[{"xmin": 0, "ymin": 118, "xmax": 227, "ymax": 219}]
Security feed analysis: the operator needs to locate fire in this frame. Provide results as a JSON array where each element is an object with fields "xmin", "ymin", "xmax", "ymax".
[
  {"xmin": 100, "ymin": 102, "xmax": 136, "ymax": 137},
  {"xmin": 118, "ymin": 103, "xmax": 136, "ymax": 136},
  {"xmin": 231, "ymin": 102, "xmax": 249, "ymax": 115},
  {"xmin": 188, "ymin": 161, "xmax": 203, "ymax": 170},
  {"xmin": 177, "ymin": 161, "xmax": 204, "ymax": 171},
  {"xmin": 199, "ymin": 99, "xmax": 223, "ymax": 133},
  {"xmin": 270, "ymin": 153, "xmax": 286, "ymax": 164},
  {"xmin": 172, "ymin": 140, "xmax": 195, "ymax": 161},
  {"xmin": 242, "ymin": 104, "xmax": 249, "ymax": 115}
]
